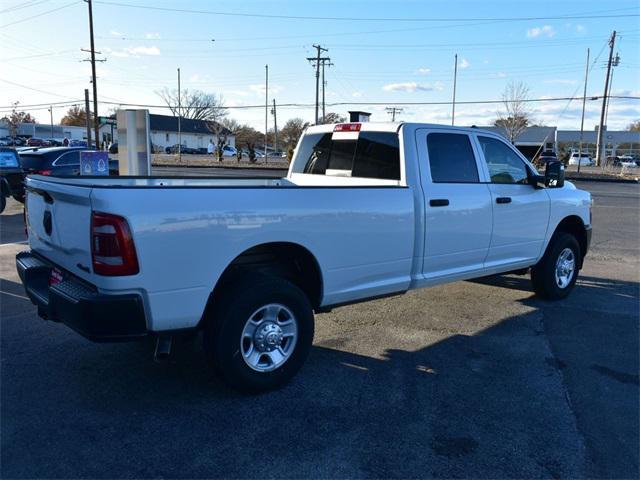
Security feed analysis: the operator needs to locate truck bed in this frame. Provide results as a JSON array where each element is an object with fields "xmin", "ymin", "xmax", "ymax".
[{"xmin": 26, "ymin": 175, "xmax": 290, "ymax": 188}]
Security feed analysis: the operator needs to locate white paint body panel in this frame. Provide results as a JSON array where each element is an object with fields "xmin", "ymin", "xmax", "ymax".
[{"xmin": 24, "ymin": 122, "xmax": 591, "ymax": 333}]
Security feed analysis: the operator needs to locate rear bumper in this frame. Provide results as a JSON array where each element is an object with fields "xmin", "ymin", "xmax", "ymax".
[{"xmin": 16, "ymin": 251, "xmax": 148, "ymax": 342}]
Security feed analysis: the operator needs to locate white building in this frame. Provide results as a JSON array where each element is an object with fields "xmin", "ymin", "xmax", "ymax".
[{"xmin": 101, "ymin": 114, "xmax": 235, "ymax": 150}]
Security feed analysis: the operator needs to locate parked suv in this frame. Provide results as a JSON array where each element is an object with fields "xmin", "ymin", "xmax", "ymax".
[
  {"xmin": 0, "ymin": 147, "xmax": 25, "ymax": 212},
  {"xmin": 18, "ymin": 147, "xmax": 118, "ymax": 176}
]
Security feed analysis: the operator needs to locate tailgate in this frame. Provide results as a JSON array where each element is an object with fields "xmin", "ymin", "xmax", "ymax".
[{"xmin": 25, "ymin": 176, "xmax": 93, "ymax": 280}]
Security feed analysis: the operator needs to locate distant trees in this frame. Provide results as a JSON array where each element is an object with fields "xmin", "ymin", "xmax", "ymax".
[
  {"xmin": 494, "ymin": 81, "xmax": 532, "ymax": 143},
  {"xmin": 280, "ymin": 117, "xmax": 309, "ymax": 149},
  {"xmin": 1, "ymin": 102, "xmax": 36, "ymax": 137},
  {"xmin": 627, "ymin": 120, "xmax": 640, "ymax": 132},
  {"xmin": 320, "ymin": 112, "xmax": 346, "ymax": 124},
  {"xmin": 60, "ymin": 106, "xmax": 89, "ymax": 126},
  {"xmin": 156, "ymin": 88, "xmax": 227, "ymax": 122}
]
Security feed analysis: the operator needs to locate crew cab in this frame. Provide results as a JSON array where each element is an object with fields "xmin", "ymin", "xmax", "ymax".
[{"xmin": 16, "ymin": 123, "xmax": 592, "ymax": 392}]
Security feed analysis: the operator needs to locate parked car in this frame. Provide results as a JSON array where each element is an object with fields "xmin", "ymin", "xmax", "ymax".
[
  {"xmin": 26, "ymin": 137, "xmax": 49, "ymax": 147},
  {"xmin": 16, "ymin": 122, "xmax": 592, "ymax": 392},
  {"xmin": 568, "ymin": 152, "xmax": 594, "ymax": 166},
  {"xmin": 1, "ymin": 137, "xmax": 26, "ymax": 146},
  {"xmin": 18, "ymin": 147, "xmax": 118, "ymax": 177},
  {"xmin": 221, "ymin": 145, "xmax": 237, "ymax": 157},
  {"xmin": 0, "ymin": 147, "xmax": 25, "ymax": 212},
  {"xmin": 618, "ymin": 154, "xmax": 639, "ymax": 168},
  {"xmin": 165, "ymin": 144, "xmax": 199, "ymax": 154},
  {"xmin": 45, "ymin": 139, "xmax": 63, "ymax": 147},
  {"xmin": 69, "ymin": 139, "xmax": 88, "ymax": 148}
]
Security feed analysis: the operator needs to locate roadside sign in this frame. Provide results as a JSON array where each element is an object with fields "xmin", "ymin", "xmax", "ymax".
[{"xmin": 80, "ymin": 151, "xmax": 109, "ymax": 176}]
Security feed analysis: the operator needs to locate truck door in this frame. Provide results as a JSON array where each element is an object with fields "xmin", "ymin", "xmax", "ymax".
[
  {"xmin": 474, "ymin": 134, "xmax": 550, "ymax": 268},
  {"xmin": 416, "ymin": 129, "xmax": 493, "ymax": 280}
]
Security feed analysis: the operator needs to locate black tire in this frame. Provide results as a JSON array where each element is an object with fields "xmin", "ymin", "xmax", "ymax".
[
  {"xmin": 0, "ymin": 195, "xmax": 6, "ymax": 214},
  {"xmin": 531, "ymin": 232, "xmax": 581, "ymax": 300},
  {"xmin": 203, "ymin": 274, "xmax": 314, "ymax": 393}
]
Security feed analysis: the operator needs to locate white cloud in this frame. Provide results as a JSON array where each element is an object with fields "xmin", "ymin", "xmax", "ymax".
[
  {"xmin": 145, "ymin": 32, "xmax": 161, "ymax": 39},
  {"xmin": 124, "ymin": 46, "xmax": 160, "ymax": 56},
  {"xmin": 527, "ymin": 25, "xmax": 556, "ymax": 38},
  {"xmin": 575, "ymin": 24, "xmax": 585, "ymax": 33},
  {"xmin": 352, "ymin": 91, "xmax": 363, "ymax": 98},
  {"xmin": 496, "ymin": 72, "xmax": 507, "ymax": 78},
  {"xmin": 459, "ymin": 58, "xmax": 470, "ymax": 69},
  {"xmin": 248, "ymin": 84, "xmax": 283, "ymax": 95},
  {"xmin": 109, "ymin": 30, "xmax": 123, "ymax": 37},
  {"xmin": 189, "ymin": 74, "xmax": 202, "ymax": 82},
  {"xmin": 416, "ymin": 68, "xmax": 431, "ymax": 75},
  {"xmin": 383, "ymin": 82, "xmax": 436, "ymax": 92},
  {"xmin": 543, "ymin": 79, "xmax": 577, "ymax": 85},
  {"xmin": 103, "ymin": 45, "xmax": 161, "ymax": 58}
]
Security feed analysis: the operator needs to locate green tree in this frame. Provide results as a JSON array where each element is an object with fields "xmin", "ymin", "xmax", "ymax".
[{"xmin": 280, "ymin": 117, "xmax": 309, "ymax": 148}]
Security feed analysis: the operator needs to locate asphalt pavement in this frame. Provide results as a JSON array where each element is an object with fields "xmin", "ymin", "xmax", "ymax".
[{"xmin": 1, "ymin": 180, "xmax": 638, "ymax": 478}]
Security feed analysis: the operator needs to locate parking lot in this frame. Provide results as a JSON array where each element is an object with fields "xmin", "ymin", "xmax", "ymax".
[{"xmin": 1, "ymin": 179, "xmax": 638, "ymax": 478}]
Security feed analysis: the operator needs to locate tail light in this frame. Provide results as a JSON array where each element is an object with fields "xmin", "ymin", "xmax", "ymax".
[
  {"xmin": 334, "ymin": 123, "xmax": 361, "ymax": 132},
  {"xmin": 35, "ymin": 170, "xmax": 52, "ymax": 175},
  {"xmin": 91, "ymin": 212, "xmax": 139, "ymax": 276}
]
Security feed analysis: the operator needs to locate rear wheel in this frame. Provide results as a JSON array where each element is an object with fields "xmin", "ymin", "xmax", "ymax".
[
  {"xmin": 531, "ymin": 232, "xmax": 581, "ymax": 300},
  {"xmin": 203, "ymin": 274, "xmax": 314, "ymax": 393}
]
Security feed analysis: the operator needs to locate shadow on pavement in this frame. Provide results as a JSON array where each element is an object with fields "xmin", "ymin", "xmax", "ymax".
[{"xmin": 1, "ymin": 273, "xmax": 638, "ymax": 479}]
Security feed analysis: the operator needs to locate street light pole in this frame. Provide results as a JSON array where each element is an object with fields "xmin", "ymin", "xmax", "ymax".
[
  {"xmin": 451, "ymin": 53, "xmax": 458, "ymax": 126},
  {"xmin": 177, "ymin": 67, "xmax": 181, "ymax": 163},
  {"xmin": 48, "ymin": 106, "xmax": 54, "ymax": 139},
  {"xmin": 265, "ymin": 64, "xmax": 268, "ymax": 161},
  {"xmin": 577, "ymin": 48, "xmax": 590, "ymax": 174}
]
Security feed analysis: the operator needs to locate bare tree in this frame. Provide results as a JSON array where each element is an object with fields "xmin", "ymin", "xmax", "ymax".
[
  {"xmin": 1, "ymin": 102, "xmax": 36, "ymax": 137},
  {"xmin": 320, "ymin": 112, "xmax": 347, "ymax": 125},
  {"xmin": 494, "ymin": 81, "xmax": 532, "ymax": 143},
  {"xmin": 156, "ymin": 88, "xmax": 227, "ymax": 121},
  {"xmin": 280, "ymin": 118, "xmax": 309, "ymax": 148}
]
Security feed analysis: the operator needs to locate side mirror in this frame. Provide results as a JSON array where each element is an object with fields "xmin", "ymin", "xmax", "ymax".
[{"xmin": 545, "ymin": 161, "xmax": 565, "ymax": 188}]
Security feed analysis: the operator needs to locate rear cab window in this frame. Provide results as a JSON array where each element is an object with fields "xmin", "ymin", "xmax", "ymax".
[{"xmin": 292, "ymin": 127, "xmax": 401, "ymax": 184}]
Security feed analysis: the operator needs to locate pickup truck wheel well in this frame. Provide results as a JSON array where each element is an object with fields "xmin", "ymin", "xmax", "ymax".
[
  {"xmin": 211, "ymin": 242, "xmax": 323, "ymax": 310},
  {"xmin": 552, "ymin": 216, "xmax": 587, "ymax": 267}
]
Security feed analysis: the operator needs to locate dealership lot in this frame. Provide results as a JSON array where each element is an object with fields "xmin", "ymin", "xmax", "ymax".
[{"xmin": 1, "ymin": 180, "xmax": 638, "ymax": 478}]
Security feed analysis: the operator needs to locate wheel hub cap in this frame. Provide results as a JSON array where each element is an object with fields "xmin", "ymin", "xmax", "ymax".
[
  {"xmin": 254, "ymin": 323, "xmax": 284, "ymax": 352},
  {"xmin": 240, "ymin": 303, "xmax": 298, "ymax": 372},
  {"xmin": 555, "ymin": 248, "xmax": 576, "ymax": 289}
]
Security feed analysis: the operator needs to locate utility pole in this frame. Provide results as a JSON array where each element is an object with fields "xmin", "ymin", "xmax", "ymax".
[
  {"xmin": 595, "ymin": 30, "xmax": 616, "ymax": 167},
  {"xmin": 265, "ymin": 64, "xmax": 268, "ymax": 160},
  {"xmin": 48, "ymin": 106, "xmax": 53, "ymax": 139},
  {"xmin": 321, "ymin": 60, "xmax": 333, "ymax": 123},
  {"xmin": 451, "ymin": 53, "xmax": 458, "ymax": 126},
  {"xmin": 307, "ymin": 44, "xmax": 328, "ymax": 125},
  {"xmin": 604, "ymin": 52, "xmax": 620, "ymax": 132},
  {"xmin": 272, "ymin": 99, "xmax": 278, "ymax": 154},
  {"xmin": 84, "ymin": 89, "xmax": 91, "ymax": 146},
  {"xmin": 177, "ymin": 67, "xmax": 181, "ymax": 162},
  {"xmin": 85, "ymin": 0, "xmax": 100, "ymax": 149},
  {"xmin": 577, "ymin": 48, "xmax": 590, "ymax": 174},
  {"xmin": 385, "ymin": 106, "xmax": 404, "ymax": 121}
]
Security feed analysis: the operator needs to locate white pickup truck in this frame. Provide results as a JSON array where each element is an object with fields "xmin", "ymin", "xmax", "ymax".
[{"xmin": 17, "ymin": 122, "xmax": 592, "ymax": 392}]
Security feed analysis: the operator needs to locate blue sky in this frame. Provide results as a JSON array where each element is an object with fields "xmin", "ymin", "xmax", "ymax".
[{"xmin": 1, "ymin": 0, "xmax": 639, "ymax": 130}]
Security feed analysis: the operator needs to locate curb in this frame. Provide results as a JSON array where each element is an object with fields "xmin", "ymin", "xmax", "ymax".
[
  {"xmin": 567, "ymin": 176, "xmax": 639, "ymax": 184},
  {"xmin": 152, "ymin": 163, "xmax": 289, "ymax": 170}
]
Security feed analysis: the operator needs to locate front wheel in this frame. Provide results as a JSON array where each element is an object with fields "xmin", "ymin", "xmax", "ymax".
[
  {"xmin": 531, "ymin": 232, "xmax": 581, "ymax": 300},
  {"xmin": 204, "ymin": 274, "xmax": 314, "ymax": 393}
]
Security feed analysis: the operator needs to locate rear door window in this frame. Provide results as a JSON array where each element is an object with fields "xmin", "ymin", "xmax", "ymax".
[
  {"xmin": 426, "ymin": 132, "xmax": 479, "ymax": 183},
  {"xmin": 298, "ymin": 131, "xmax": 400, "ymax": 180}
]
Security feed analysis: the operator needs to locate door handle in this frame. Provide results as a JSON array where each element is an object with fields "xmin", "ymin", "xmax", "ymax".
[
  {"xmin": 496, "ymin": 197, "xmax": 512, "ymax": 204},
  {"xmin": 429, "ymin": 199, "xmax": 450, "ymax": 207}
]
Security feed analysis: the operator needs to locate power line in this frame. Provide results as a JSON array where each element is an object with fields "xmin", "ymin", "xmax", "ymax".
[
  {"xmin": 0, "ymin": 0, "xmax": 80, "ymax": 28},
  {"xmin": 93, "ymin": 1, "xmax": 639, "ymax": 22},
  {"xmin": 0, "ymin": 78, "xmax": 81, "ymax": 99}
]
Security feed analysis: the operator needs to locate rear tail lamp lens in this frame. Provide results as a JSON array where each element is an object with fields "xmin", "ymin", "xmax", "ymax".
[{"xmin": 91, "ymin": 212, "xmax": 139, "ymax": 276}]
